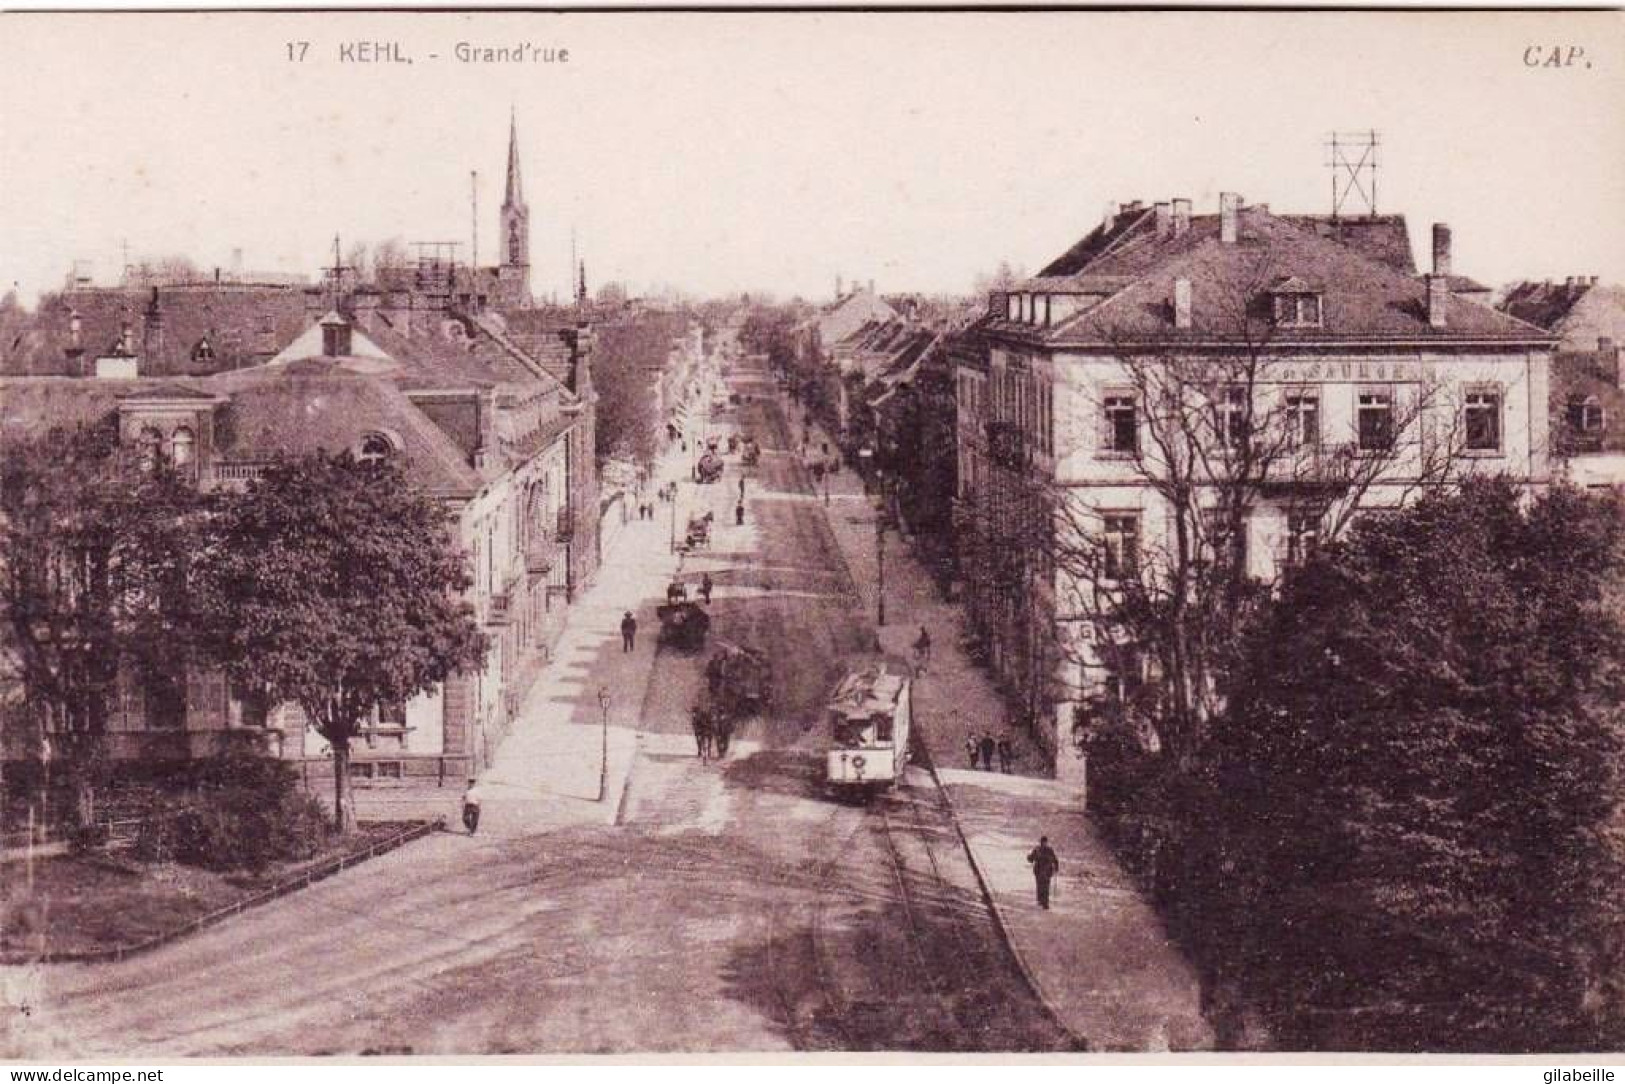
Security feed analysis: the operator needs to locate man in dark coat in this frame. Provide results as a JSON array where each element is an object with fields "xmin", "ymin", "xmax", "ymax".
[
  {"xmin": 700, "ymin": 572, "xmax": 714, "ymax": 604},
  {"xmin": 1028, "ymin": 836, "xmax": 1060, "ymax": 909},
  {"xmin": 621, "ymin": 611, "xmax": 637, "ymax": 652},
  {"xmin": 979, "ymin": 732, "xmax": 996, "ymax": 771}
]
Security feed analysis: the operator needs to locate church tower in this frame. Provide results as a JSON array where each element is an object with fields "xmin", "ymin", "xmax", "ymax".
[{"xmin": 498, "ymin": 110, "xmax": 531, "ymax": 303}]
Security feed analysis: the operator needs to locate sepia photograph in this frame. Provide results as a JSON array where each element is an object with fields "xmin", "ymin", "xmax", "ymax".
[{"xmin": 0, "ymin": 8, "xmax": 1623, "ymax": 1064}]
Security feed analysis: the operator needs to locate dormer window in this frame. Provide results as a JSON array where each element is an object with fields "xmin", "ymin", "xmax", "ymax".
[
  {"xmin": 1567, "ymin": 395, "xmax": 1605, "ymax": 435},
  {"xmin": 322, "ymin": 320, "xmax": 353, "ymax": 358},
  {"xmin": 1269, "ymin": 277, "xmax": 1324, "ymax": 328},
  {"xmin": 192, "ymin": 338, "xmax": 215, "ymax": 364},
  {"xmin": 357, "ymin": 432, "xmax": 396, "ymax": 468}
]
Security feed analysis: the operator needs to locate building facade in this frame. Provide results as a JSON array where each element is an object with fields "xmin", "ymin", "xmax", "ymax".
[{"xmin": 955, "ymin": 194, "xmax": 1557, "ymax": 778}]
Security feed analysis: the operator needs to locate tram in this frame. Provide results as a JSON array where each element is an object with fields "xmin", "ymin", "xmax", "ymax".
[{"xmin": 824, "ymin": 663, "xmax": 912, "ymax": 794}]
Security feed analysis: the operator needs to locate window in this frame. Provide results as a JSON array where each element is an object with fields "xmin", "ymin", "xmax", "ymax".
[
  {"xmin": 1103, "ymin": 391, "xmax": 1138, "ymax": 454},
  {"xmin": 1201, "ymin": 508, "xmax": 1249, "ymax": 572},
  {"xmin": 508, "ymin": 225, "xmax": 522, "ymax": 265},
  {"xmin": 170, "ymin": 427, "xmax": 195, "ymax": 468},
  {"xmin": 1103, "ymin": 647, "xmax": 1144, "ymax": 705},
  {"xmin": 1102, "ymin": 513, "xmax": 1140, "ymax": 580},
  {"xmin": 1274, "ymin": 293, "xmax": 1323, "ymax": 328},
  {"xmin": 322, "ymin": 321, "xmax": 352, "ymax": 357},
  {"xmin": 192, "ymin": 338, "xmax": 214, "ymax": 364},
  {"xmin": 1357, "ymin": 387, "xmax": 1395, "ymax": 451},
  {"xmin": 1216, "ymin": 385, "xmax": 1249, "ymax": 450},
  {"xmin": 357, "ymin": 433, "xmax": 392, "ymax": 468},
  {"xmin": 1568, "ymin": 395, "xmax": 1605, "ymax": 434},
  {"xmin": 137, "ymin": 427, "xmax": 164, "ymax": 471},
  {"xmin": 1284, "ymin": 391, "xmax": 1320, "ymax": 447},
  {"xmin": 1464, "ymin": 388, "xmax": 1502, "ymax": 452},
  {"xmin": 1286, "ymin": 507, "xmax": 1321, "ymax": 565}
]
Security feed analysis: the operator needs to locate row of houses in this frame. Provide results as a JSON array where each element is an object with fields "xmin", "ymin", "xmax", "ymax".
[
  {"xmin": 1, "ymin": 284, "xmax": 601, "ymax": 785},
  {"xmin": 797, "ymin": 194, "xmax": 1623, "ymax": 777},
  {"xmin": 0, "ymin": 120, "xmax": 613, "ymax": 786}
]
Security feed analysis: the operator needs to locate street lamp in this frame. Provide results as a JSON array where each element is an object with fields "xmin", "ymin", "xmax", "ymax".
[{"xmin": 596, "ymin": 685, "xmax": 611, "ymax": 803}]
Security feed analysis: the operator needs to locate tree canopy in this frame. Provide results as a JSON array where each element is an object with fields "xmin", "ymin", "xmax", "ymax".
[
  {"xmin": 1199, "ymin": 479, "xmax": 1625, "ymax": 1049},
  {"xmin": 194, "ymin": 452, "xmax": 487, "ymax": 829}
]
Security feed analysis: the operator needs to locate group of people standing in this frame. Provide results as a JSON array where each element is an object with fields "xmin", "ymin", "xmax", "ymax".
[{"xmin": 966, "ymin": 730, "xmax": 1015, "ymax": 773}]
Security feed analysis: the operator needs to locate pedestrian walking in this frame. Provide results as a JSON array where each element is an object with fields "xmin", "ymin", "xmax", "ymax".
[
  {"xmin": 965, "ymin": 736, "xmax": 980, "ymax": 770},
  {"xmin": 714, "ymin": 714, "xmax": 734, "ymax": 758},
  {"xmin": 997, "ymin": 733, "xmax": 1014, "ymax": 774},
  {"xmin": 700, "ymin": 572, "xmax": 714, "ymax": 604},
  {"xmin": 1028, "ymin": 836, "xmax": 1060, "ymax": 909},
  {"xmin": 735, "ymin": 502, "xmax": 745, "ymax": 526},
  {"xmin": 979, "ymin": 732, "xmax": 996, "ymax": 771},
  {"xmin": 738, "ymin": 475, "xmax": 746, "ymax": 499},
  {"xmin": 461, "ymin": 778, "xmax": 483, "ymax": 835},
  {"xmin": 621, "ymin": 611, "xmax": 638, "ymax": 653},
  {"xmin": 913, "ymin": 626, "xmax": 932, "ymax": 675}
]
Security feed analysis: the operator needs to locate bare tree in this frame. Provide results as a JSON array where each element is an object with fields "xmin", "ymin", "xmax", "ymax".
[{"xmin": 961, "ymin": 255, "xmax": 1478, "ymax": 769}]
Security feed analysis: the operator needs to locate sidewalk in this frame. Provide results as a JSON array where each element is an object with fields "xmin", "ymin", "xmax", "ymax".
[
  {"xmin": 350, "ymin": 447, "xmax": 687, "ymax": 833},
  {"xmin": 939, "ymin": 770, "xmax": 1213, "ymax": 1051},
  {"xmin": 793, "ymin": 395, "xmax": 1213, "ymax": 1052}
]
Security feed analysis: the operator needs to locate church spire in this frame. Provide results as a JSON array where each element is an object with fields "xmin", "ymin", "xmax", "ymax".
[
  {"xmin": 504, "ymin": 108, "xmax": 524, "ymax": 209},
  {"xmin": 497, "ymin": 108, "xmax": 531, "ymax": 301}
]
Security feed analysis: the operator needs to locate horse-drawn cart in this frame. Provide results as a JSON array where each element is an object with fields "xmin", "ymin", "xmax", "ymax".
[
  {"xmin": 706, "ymin": 640, "xmax": 773, "ymax": 719},
  {"xmin": 657, "ymin": 600, "xmax": 711, "ymax": 651}
]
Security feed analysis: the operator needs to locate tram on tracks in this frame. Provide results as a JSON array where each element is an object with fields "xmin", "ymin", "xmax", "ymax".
[{"xmin": 824, "ymin": 662, "xmax": 913, "ymax": 794}]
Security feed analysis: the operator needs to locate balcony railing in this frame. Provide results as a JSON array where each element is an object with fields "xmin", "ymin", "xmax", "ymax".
[{"xmin": 213, "ymin": 461, "xmax": 269, "ymax": 483}]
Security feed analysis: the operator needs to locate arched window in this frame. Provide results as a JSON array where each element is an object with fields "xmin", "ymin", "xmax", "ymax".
[
  {"xmin": 357, "ymin": 433, "xmax": 393, "ymax": 468},
  {"xmin": 170, "ymin": 427, "xmax": 196, "ymax": 467},
  {"xmin": 508, "ymin": 225, "xmax": 521, "ymax": 265},
  {"xmin": 137, "ymin": 427, "xmax": 164, "ymax": 471},
  {"xmin": 192, "ymin": 338, "xmax": 215, "ymax": 365}
]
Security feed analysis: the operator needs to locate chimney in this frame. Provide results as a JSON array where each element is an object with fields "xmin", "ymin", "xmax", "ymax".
[
  {"xmin": 1566, "ymin": 275, "xmax": 1576, "ymax": 289},
  {"xmin": 1103, "ymin": 201, "xmax": 1120, "ymax": 231},
  {"xmin": 142, "ymin": 286, "xmax": 164, "ymax": 372},
  {"xmin": 836, "ymin": 274, "xmax": 843, "ymax": 300},
  {"xmin": 1220, "ymin": 192, "xmax": 1241, "ymax": 244},
  {"xmin": 1172, "ymin": 198, "xmax": 1191, "ymax": 236},
  {"xmin": 1431, "ymin": 223, "xmax": 1452, "ymax": 278},
  {"xmin": 1427, "ymin": 274, "xmax": 1449, "ymax": 329},
  {"xmin": 867, "ymin": 279, "xmax": 875, "ymax": 295},
  {"xmin": 1599, "ymin": 337, "xmax": 1619, "ymax": 387},
  {"xmin": 472, "ymin": 389, "xmax": 494, "ymax": 472},
  {"xmin": 1173, "ymin": 277, "xmax": 1192, "ymax": 330},
  {"xmin": 1154, "ymin": 201, "xmax": 1172, "ymax": 239}
]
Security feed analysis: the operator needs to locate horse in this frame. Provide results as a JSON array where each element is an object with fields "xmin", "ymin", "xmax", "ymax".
[{"xmin": 691, "ymin": 706, "xmax": 715, "ymax": 762}]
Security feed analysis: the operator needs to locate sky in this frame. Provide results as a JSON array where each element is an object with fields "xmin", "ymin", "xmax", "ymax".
[{"xmin": 1, "ymin": 11, "xmax": 1621, "ymax": 305}]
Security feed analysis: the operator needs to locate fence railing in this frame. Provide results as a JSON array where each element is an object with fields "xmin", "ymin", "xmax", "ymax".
[{"xmin": 1, "ymin": 817, "xmax": 444, "ymax": 965}]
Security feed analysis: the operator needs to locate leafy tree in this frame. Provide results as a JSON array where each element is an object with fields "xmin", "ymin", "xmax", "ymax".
[
  {"xmin": 593, "ymin": 314, "xmax": 686, "ymax": 470},
  {"xmin": 1206, "ymin": 479, "xmax": 1625, "ymax": 1049},
  {"xmin": 0, "ymin": 422, "xmax": 203, "ymax": 822},
  {"xmin": 194, "ymin": 452, "xmax": 487, "ymax": 831}
]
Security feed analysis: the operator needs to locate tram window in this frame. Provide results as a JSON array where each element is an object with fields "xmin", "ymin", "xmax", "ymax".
[
  {"xmin": 833, "ymin": 717, "xmax": 868, "ymax": 748},
  {"xmin": 875, "ymin": 716, "xmax": 893, "ymax": 742}
]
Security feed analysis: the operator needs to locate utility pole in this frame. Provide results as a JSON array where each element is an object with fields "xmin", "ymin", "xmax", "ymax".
[
  {"xmin": 876, "ymin": 491, "xmax": 887, "ymax": 628},
  {"xmin": 596, "ymin": 686, "xmax": 611, "ymax": 802},
  {"xmin": 471, "ymin": 171, "xmax": 479, "ymax": 271}
]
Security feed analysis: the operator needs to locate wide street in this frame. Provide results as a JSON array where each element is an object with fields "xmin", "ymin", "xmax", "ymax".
[{"xmin": 7, "ymin": 360, "xmax": 1075, "ymax": 1057}]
